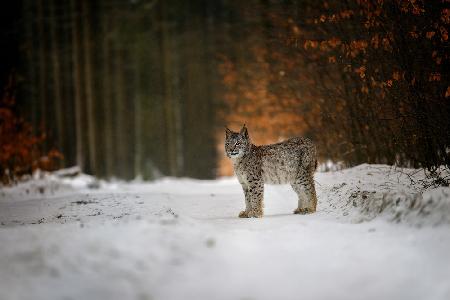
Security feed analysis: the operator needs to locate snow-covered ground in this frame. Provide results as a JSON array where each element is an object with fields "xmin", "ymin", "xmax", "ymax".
[{"xmin": 1, "ymin": 164, "xmax": 450, "ymax": 300}]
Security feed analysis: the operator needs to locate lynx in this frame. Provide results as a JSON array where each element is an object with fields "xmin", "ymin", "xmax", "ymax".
[{"xmin": 225, "ymin": 125, "xmax": 318, "ymax": 218}]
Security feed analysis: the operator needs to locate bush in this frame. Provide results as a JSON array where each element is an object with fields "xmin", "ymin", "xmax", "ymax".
[{"xmin": 0, "ymin": 75, "xmax": 62, "ymax": 185}]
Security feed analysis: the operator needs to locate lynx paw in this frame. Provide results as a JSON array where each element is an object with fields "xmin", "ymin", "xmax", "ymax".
[
  {"xmin": 238, "ymin": 211, "xmax": 249, "ymax": 218},
  {"xmin": 294, "ymin": 207, "xmax": 315, "ymax": 215},
  {"xmin": 239, "ymin": 210, "xmax": 263, "ymax": 218},
  {"xmin": 247, "ymin": 210, "xmax": 263, "ymax": 218}
]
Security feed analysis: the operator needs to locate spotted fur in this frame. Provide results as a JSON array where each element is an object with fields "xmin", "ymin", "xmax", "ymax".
[{"xmin": 225, "ymin": 125, "xmax": 318, "ymax": 218}]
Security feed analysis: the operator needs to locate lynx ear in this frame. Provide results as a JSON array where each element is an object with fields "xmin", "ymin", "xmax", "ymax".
[
  {"xmin": 239, "ymin": 124, "xmax": 248, "ymax": 138},
  {"xmin": 225, "ymin": 126, "xmax": 232, "ymax": 137}
]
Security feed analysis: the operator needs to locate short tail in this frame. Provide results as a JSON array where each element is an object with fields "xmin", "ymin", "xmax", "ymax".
[{"xmin": 314, "ymin": 159, "xmax": 318, "ymax": 171}]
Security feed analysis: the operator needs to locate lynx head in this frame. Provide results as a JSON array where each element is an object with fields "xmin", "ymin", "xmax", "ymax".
[{"xmin": 225, "ymin": 124, "xmax": 251, "ymax": 159}]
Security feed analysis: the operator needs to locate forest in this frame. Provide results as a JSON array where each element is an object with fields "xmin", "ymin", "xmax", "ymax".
[
  {"xmin": 1, "ymin": 0, "xmax": 449, "ymax": 182},
  {"xmin": 1, "ymin": 2, "xmax": 450, "ymax": 299}
]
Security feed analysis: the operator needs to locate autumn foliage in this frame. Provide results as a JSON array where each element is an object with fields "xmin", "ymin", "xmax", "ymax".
[
  {"xmin": 0, "ymin": 76, "xmax": 63, "ymax": 184},
  {"xmin": 218, "ymin": 0, "xmax": 449, "ymax": 174}
]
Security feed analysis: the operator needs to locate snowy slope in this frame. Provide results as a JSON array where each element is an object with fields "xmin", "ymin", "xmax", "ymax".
[{"xmin": 0, "ymin": 165, "xmax": 450, "ymax": 300}]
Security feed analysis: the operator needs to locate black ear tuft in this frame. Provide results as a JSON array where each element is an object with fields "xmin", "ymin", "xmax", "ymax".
[
  {"xmin": 239, "ymin": 124, "xmax": 248, "ymax": 138},
  {"xmin": 225, "ymin": 126, "xmax": 232, "ymax": 137}
]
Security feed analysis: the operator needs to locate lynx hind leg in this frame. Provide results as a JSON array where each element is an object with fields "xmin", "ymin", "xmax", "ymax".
[{"xmin": 292, "ymin": 176, "xmax": 317, "ymax": 214}]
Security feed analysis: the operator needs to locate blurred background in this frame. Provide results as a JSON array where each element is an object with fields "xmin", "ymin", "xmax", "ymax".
[{"xmin": 1, "ymin": 0, "xmax": 449, "ymax": 182}]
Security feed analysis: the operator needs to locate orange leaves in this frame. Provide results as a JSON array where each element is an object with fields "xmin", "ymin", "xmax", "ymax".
[
  {"xmin": 328, "ymin": 37, "xmax": 342, "ymax": 48},
  {"xmin": 445, "ymin": 87, "xmax": 450, "ymax": 98},
  {"xmin": 33, "ymin": 149, "xmax": 64, "ymax": 174},
  {"xmin": 370, "ymin": 34, "xmax": 380, "ymax": 49},
  {"xmin": 382, "ymin": 71, "xmax": 403, "ymax": 88},
  {"xmin": 312, "ymin": 10, "xmax": 354, "ymax": 24},
  {"xmin": 411, "ymin": 6, "xmax": 425, "ymax": 15},
  {"xmin": 318, "ymin": 41, "xmax": 328, "ymax": 51},
  {"xmin": 441, "ymin": 8, "xmax": 450, "ymax": 24},
  {"xmin": 305, "ymin": 38, "xmax": 343, "ymax": 52},
  {"xmin": 431, "ymin": 50, "xmax": 443, "ymax": 65},
  {"xmin": 340, "ymin": 10, "xmax": 354, "ymax": 19},
  {"xmin": 409, "ymin": 31, "xmax": 419, "ymax": 39},
  {"xmin": 350, "ymin": 40, "xmax": 368, "ymax": 51},
  {"xmin": 439, "ymin": 26, "xmax": 448, "ymax": 41},
  {"xmin": 399, "ymin": 0, "xmax": 425, "ymax": 15},
  {"xmin": 1, "ymin": 80, "xmax": 63, "ymax": 184},
  {"xmin": 382, "ymin": 36, "xmax": 392, "ymax": 51},
  {"xmin": 303, "ymin": 40, "xmax": 319, "ymax": 50},
  {"xmin": 426, "ymin": 31, "xmax": 436, "ymax": 39},
  {"xmin": 428, "ymin": 72, "xmax": 441, "ymax": 82},
  {"xmin": 347, "ymin": 40, "xmax": 369, "ymax": 57},
  {"xmin": 355, "ymin": 66, "xmax": 366, "ymax": 79},
  {"xmin": 303, "ymin": 38, "xmax": 343, "ymax": 52},
  {"xmin": 386, "ymin": 79, "xmax": 393, "ymax": 87}
]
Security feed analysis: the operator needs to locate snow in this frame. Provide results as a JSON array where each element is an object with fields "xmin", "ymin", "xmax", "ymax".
[{"xmin": 1, "ymin": 164, "xmax": 450, "ymax": 300}]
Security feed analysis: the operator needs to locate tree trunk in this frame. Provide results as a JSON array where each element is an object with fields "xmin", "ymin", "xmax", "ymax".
[
  {"xmin": 133, "ymin": 43, "xmax": 142, "ymax": 179},
  {"xmin": 160, "ymin": 0, "xmax": 183, "ymax": 176},
  {"xmin": 71, "ymin": 0, "xmax": 84, "ymax": 170},
  {"xmin": 101, "ymin": 8, "xmax": 114, "ymax": 178},
  {"xmin": 49, "ymin": 0, "xmax": 64, "ymax": 159},
  {"xmin": 81, "ymin": 0, "xmax": 96, "ymax": 174},
  {"xmin": 112, "ymin": 7, "xmax": 126, "ymax": 177},
  {"xmin": 23, "ymin": 0, "xmax": 38, "ymax": 136},
  {"xmin": 36, "ymin": 0, "xmax": 48, "ymax": 149}
]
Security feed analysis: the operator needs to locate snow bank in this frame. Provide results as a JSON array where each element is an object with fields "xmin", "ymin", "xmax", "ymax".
[
  {"xmin": 314, "ymin": 164, "xmax": 450, "ymax": 226},
  {"xmin": 1, "ymin": 164, "xmax": 450, "ymax": 300},
  {"xmin": 0, "ymin": 169, "xmax": 100, "ymax": 203},
  {"xmin": 2, "ymin": 164, "xmax": 449, "ymax": 226}
]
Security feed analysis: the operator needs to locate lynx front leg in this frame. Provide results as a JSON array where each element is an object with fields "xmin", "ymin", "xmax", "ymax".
[
  {"xmin": 246, "ymin": 179, "xmax": 264, "ymax": 218},
  {"xmin": 291, "ymin": 175, "xmax": 317, "ymax": 214},
  {"xmin": 238, "ymin": 185, "xmax": 252, "ymax": 218}
]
